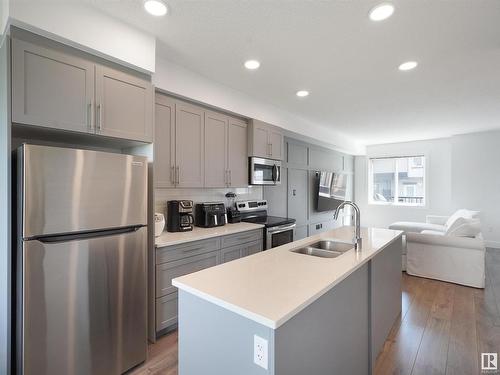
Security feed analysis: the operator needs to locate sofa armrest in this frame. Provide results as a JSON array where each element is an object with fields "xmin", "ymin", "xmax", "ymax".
[
  {"xmin": 406, "ymin": 232, "xmax": 485, "ymax": 251},
  {"xmin": 426, "ymin": 215, "xmax": 449, "ymax": 225}
]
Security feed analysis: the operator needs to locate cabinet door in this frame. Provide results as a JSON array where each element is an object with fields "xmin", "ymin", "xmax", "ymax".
[
  {"xmin": 288, "ymin": 168, "xmax": 309, "ymax": 225},
  {"xmin": 227, "ymin": 117, "xmax": 248, "ymax": 187},
  {"xmin": 156, "ymin": 292, "xmax": 178, "ymax": 331},
  {"xmin": 156, "ymin": 251, "xmax": 218, "ymax": 298},
  {"xmin": 251, "ymin": 122, "xmax": 270, "ymax": 158},
  {"xmin": 95, "ymin": 65, "xmax": 153, "ymax": 142},
  {"xmin": 12, "ymin": 38, "xmax": 94, "ymax": 133},
  {"xmin": 204, "ymin": 111, "xmax": 228, "ymax": 188},
  {"xmin": 269, "ymin": 129, "xmax": 284, "ymax": 160},
  {"xmin": 154, "ymin": 94, "xmax": 175, "ymax": 188},
  {"xmin": 175, "ymin": 102, "xmax": 205, "ymax": 187},
  {"xmin": 220, "ymin": 246, "xmax": 243, "ymax": 264},
  {"xmin": 309, "ymin": 147, "xmax": 343, "ymax": 172}
]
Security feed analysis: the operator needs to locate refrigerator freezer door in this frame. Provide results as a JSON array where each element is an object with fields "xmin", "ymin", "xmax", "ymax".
[
  {"xmin": 20, "ymin": 144, "xmax": 148, "ymax": 238},
  {"xmin": 20, "ymin": 226, "xmax": 147, "ymax": 375}
]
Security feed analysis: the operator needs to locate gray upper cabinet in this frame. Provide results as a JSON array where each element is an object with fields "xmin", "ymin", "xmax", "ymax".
[
  {"xmin": 95, "ymin": 65, "xmax": 153, "ymax": 142},
  {"xmin": 248, "ymin": 119, "xmax": 284, "ymax": 160},
  {"xmin": 309, "ymin": 147, "xmax": 343, "ymax": 172},
  {"xmin": 269, "ymin": 129, "xmax": 284, "ymax": 160},
  {"xmin": 12, "ymin": 38, "xmax": 94, "ymax": 134},
  {"xmin": 227, "ymin": 117, "xmax": 248, "ymax": 187},
  {"xmin": 11, "ymin": 35, "xmax": 153, "ymax": 143},
  {"xmin": 176, "ymin": 102, "xmax": 205, "ymax": 187},
  {"xmin": 155, "ymin": 93, "xmax": 248, "ymax": 188},
  {"xmin": 204, "ymin": 111, "xmax": 228, "ymax": 188},
  {"xmin": 154, "ymin": 94, "xmax": 176, "ymax": 188},
  {"xmin": 287, "ymin": 141, "xmax": 309, "ymax": 167}
]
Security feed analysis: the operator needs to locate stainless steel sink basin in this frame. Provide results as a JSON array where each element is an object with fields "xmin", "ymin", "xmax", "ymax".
[
  {"xmin": 292, "ymin": 247, "xmax": 343, "ymax": 258},
  {"xmin": 308, "ymin": 240, "xmax": 355, "ymax": 253},
  {"xmin": 291, "ymin": 239, "xmax": 355, "ymax": 258}
]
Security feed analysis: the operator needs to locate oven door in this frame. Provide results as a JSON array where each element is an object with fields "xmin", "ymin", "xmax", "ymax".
[
  {"xmin": 266, "ymin": 223, "xmax": 296, "ymax": 249},
  {"xmin": 249, "ymin": 157, "xmax": 282, "ymax": 185}
]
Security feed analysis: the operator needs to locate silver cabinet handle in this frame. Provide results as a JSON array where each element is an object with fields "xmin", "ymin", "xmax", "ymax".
[
  {"xmin": 170, "ymin": 166, "xmax": 175, "ymax": 184},
  {"xmin": 224, "ymin": 169, "xmax": 227, "ymax": 185},
  {"xmin": 270, "ymin": 143, "xmax": 273, "ymax": 157},
  {"xmin": 175, "ymin": 166, "xmax": 180, "ymax": 185},
  {"xmin": 96, "ymin": 103, "xmax": 102, "ymax": 131},
  {"xmin": 229, "ymin": 170, "xmax": 232, "ymax": 186},
  {"xmin": 87, "ymin": 102, "xmax": 93, "ymax": 131}
]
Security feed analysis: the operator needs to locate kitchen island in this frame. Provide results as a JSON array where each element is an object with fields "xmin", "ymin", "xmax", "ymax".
[{"xmin": 172, "ymin": 226, "xmax": 403, "ymax": 375}]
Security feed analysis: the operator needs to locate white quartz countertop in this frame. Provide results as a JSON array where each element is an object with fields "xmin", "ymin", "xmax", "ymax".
[
  {"xmin": 173, "ymin": 226, "xmax": 403, "ymax": 329},
  {"xmin": 155, "ymin": 222, "xmax": 265, "ymax": 247}
]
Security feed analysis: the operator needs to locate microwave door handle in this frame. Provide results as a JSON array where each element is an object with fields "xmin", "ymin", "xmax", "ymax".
[
  {"xmin": 272, "ymin": 164, "xmax": 277, "ymax": 183},
  {"xmin": 276, "ymin": 164, "xmax": 280, "ymax": 182}
]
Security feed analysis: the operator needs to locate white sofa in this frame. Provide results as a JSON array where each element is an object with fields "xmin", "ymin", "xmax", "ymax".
[{"xmin": 389, "ymin": 209, "xmax": 485, "ymax": 288}]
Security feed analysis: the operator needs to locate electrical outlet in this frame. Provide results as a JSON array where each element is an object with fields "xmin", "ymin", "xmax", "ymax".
[{"xmin": 253, "ymin": 334, "xmax": 268, "ymax": 370}]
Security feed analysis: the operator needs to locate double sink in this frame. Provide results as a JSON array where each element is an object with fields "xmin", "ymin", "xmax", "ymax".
[{"xmin": 291, "ymin": 239, "xmax": 355, "ymax": 258}]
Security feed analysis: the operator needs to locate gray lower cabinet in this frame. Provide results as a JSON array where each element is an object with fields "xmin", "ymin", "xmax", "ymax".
[
  {"xmin": 95, "ymin": 65, "xmax": 153, "ymax": 142},
  {"xmin": 12, "ymin": 38, "xmax": 94, "ymax": 134},
  {"xmin": 155, "ymin": 229, "xmax": 263, "ymax": 334},
  {"xmin": 156, "ymin": 292, "xmax": 178, "ymax": 331},
  {"xmin": 156, "ymin": 251, "xmax": 219, "ymax": 298},
  {"xmin": 11, "ymin": 32, "xmax": 153, "ymax": 143}
]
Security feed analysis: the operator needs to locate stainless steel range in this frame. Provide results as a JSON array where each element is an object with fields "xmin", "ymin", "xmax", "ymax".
[{"xmin": 236, "ymin": 200, "xmax": 296, "ymax": 249}]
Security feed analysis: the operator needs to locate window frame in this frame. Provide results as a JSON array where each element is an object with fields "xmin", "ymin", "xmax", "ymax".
[{"xmin": 367, "ymin": 155, "xmax": 427, "ymax": 208}]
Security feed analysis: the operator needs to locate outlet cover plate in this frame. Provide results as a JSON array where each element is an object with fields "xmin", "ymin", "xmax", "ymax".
[{"xmin": 254, "ymin": 334, "xmax": 268, "ymax": 370}]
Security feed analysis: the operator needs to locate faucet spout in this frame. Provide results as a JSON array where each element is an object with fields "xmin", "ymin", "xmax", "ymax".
[{"xmin": 334, "ymin": 201, "xmax": 362, "ymax": 250}]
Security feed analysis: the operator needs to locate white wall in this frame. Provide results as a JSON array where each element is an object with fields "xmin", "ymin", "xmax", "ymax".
[
  {"xmin": 355, "ymin": 138, "xmax": 453, "ymax": 229},
  {"xmin": 153, "ymin": 57, "xmax": 364, "ymax": 155},
  {"xmin": 451, "ymin": 131, "xmax": 500, "ymax": 247},
  {"xmin": 355, "ymin": 131, "xmax": 500, "ymax": 248},
  {"xmin": 9, "ymin": 1, "xmax": 155, "ymax": 73}
]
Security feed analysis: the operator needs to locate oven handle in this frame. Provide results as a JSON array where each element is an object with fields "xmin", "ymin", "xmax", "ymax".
[{"xmin": 267, "ymin": 223, "xmax": 296, "ymax": 234}]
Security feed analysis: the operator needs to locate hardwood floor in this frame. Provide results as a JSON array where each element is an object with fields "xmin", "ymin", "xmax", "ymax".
[{"xmin": 128, "ymin": 249, "xmax": 500, "ymax": 375}]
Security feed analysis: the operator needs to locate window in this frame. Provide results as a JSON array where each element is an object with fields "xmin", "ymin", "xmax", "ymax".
[{"xmin": 369, "ymin": 156, "xmax": 425, "ymax": 206}]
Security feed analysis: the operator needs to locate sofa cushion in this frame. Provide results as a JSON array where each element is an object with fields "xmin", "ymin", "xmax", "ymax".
[
  {"xmin": 421, "ymin": 230, "xmax": 445, "ymax": 236},
  {"xmin": 389, "ymin": 221, "xmax": 446, "ymax": 233},
  {"xmin": 446, "ymin": 218, "xmax": 482, "ymax": 237},
  {"xmin": 445, "ymin": 209, "xmax": 480, "ymax": 229}
]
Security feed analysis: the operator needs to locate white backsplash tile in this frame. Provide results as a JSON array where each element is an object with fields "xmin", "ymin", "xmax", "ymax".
[{"xmin": 155, "ymin": 187, "xmax": 263, "ymax": 214}]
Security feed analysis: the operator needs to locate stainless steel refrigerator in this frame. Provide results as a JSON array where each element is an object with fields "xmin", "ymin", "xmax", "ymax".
[{"xmin": 16, "ymin": 144, "xmax": 148, "ymax": 375}]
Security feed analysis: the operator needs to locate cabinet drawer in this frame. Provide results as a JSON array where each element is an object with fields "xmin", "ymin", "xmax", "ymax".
[
  {"xmin": 156, "ymin": 237, "xmax": 220, "ymax": 264},
  {"xmin": 156, "ymin": 293, "xmax": 178, "ymax": 331},
  {"xmin": 221, "ymin": 229, "xmax": 262, "ymax": 248},
  {"xmin": 220, "ymin": 246, "xmax": 244, "ymax": 264},
  {"xmin": 156, "ymin": 251, "xmax": 218, "ymax": 298},
  {"xmin": 244, "ymin": 239, "xmax": 263, "ymax": 256}
]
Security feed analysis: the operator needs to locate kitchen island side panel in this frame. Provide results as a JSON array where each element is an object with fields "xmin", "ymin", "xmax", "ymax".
[
  {"xmin": 178, "ymin": 290, "xmax": 275, "ymax": 375},
  {"xmin": 370, "ymin": 237, "xmax": 402, "ymax": 369},
  {"xmin": 274, "ymin": 263, "xmax": 370, "ymax": 375}
]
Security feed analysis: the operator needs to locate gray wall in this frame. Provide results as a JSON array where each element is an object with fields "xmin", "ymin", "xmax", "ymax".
[{"xmin": 0, "ymin": 35, "xmax": 11, "ymax": 375}]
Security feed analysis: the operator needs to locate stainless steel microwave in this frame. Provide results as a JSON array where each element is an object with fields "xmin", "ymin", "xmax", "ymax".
[{"xmin": 249, "ymin": 157, "xmax": 282, "ymax": 185}]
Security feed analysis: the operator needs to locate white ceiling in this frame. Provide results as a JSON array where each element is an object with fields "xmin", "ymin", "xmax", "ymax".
[{"xmin": 93, "ymin": 0, "xmax": 500, "ymax": 145}]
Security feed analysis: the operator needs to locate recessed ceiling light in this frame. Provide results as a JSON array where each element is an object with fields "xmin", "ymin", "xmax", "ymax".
[
  {"xmin": 144, "ymin": 0, "xmax": 167, "ymax": 16},
  {"xmin": 244, "ymin": 60, "xmax": 260, "ymax": 70},
  {"xmin": 369, "ymin": 3, "xmax": 395, "ymax": 21},
  {"xmin": 398, "ymin": 61, "xmax": 418, "ymax": 71},
  {"xmin": 296, "ymin": 90, "xmax": 309, "ymax": 97}
]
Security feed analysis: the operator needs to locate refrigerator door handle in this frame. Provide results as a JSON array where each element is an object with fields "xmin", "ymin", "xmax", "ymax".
[{"xmin": 35, "ymin": 226, "xmax": 143, "ymax": 243}]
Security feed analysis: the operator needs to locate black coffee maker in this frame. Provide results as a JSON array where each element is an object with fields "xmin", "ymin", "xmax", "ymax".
[{"xmin": 166, "ymin": 200, "xmax": 194, "ymax": 232}]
